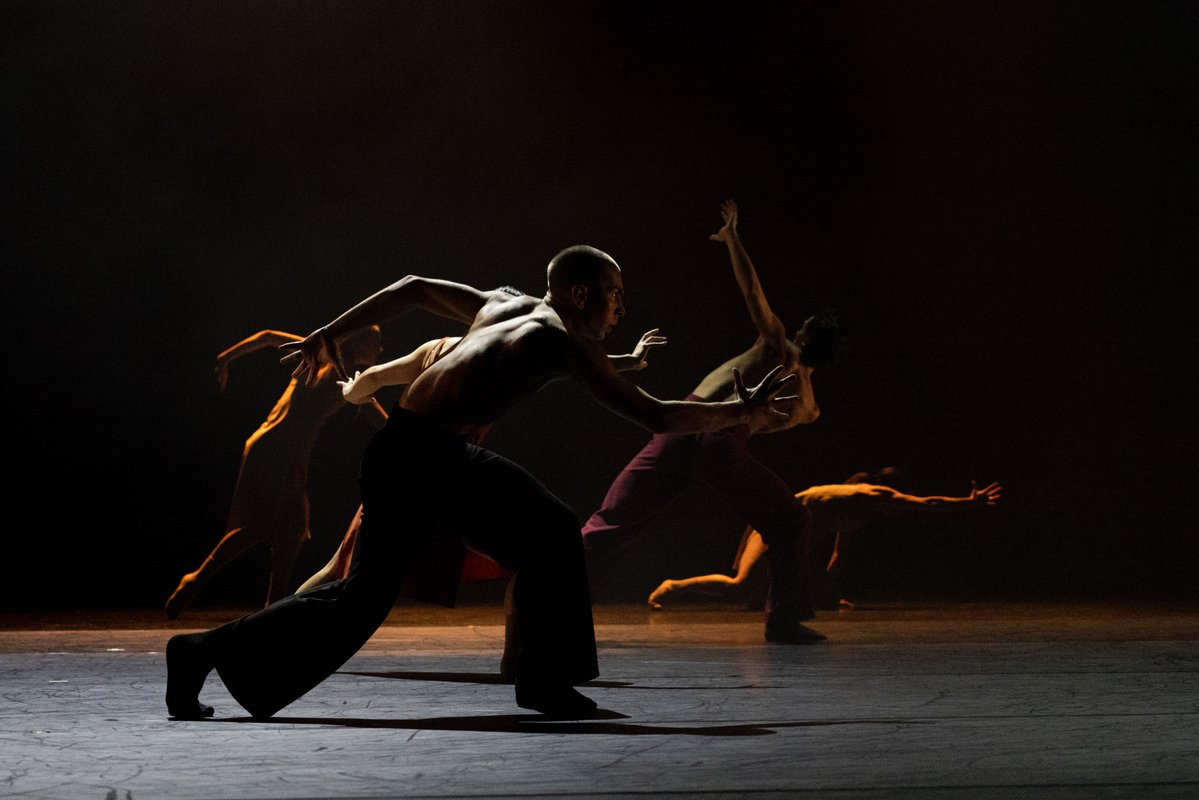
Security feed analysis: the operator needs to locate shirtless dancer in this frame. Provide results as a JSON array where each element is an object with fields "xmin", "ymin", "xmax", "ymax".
[
  {"xmin": 582, "ymin": 200, "xmax": 840, "ymax": 642},
  {"xmin": 648, "ymin": 474, "xmax": 1003, "ymax": 608},
  {"xmin": 295, "ymin": 328, "xmax": 667, "ymax": 595},
  {"xmin": 165, "ymin": 245, "xmax": 796, "ymax": 720}
]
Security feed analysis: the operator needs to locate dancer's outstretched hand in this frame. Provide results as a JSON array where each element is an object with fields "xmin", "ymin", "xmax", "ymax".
[
  {"xmin": 709, "ymin": 199, "xmax": 739, "ymax": 244},
  {"xmin": 279, "ymin": 328, "xmax": 346, "ymax": 387},
  {"xmin": 969, "ymin": 481, "xmax": 1003, "ymax": 506},
  {"xmin": 628, "ymin": 328, "xmax": 668, "ymax": 370},
  {"xmin": 733, "ymin": 365, "xmax": 797, "ymax": 425}
]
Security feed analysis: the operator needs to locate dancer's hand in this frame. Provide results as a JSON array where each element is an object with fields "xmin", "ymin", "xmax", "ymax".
[
  {"xmin": 628, "ymin": 329, "xmax": 668, "ymax": 370},
  {"xmin": 968, "ymin": 481, "xmax": 1003, "ymax": 506},
  {"xmin": 280, "ymin": 328, "xmax": 346, "ymax": 387},
  {"xmin": 338, "ymin": 370, "xmax": 374, "ymax": 405},
  {"xmin": 709, "ymin": 199, "xmax": 739, "ymax": 244},
  {"xmin": 733, "ymin": 365, "xmax": 797, "ymax": 425}
]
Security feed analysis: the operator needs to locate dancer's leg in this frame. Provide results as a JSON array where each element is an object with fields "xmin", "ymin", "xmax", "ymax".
[
  {"xmin": 696, "ymin": 430, "xmax": 822, "ymax": 642},
  {"xmin": 648, "ymin": 530, "xmax": 768, "ymax": 608},
  {"xmin": 165, "ymin": 632, "xmax": 218, "ymax": 719},
  {"xmin": 164, "ymin": 417, "xmax": 439, "ymax": 720},
  {"xmin": 454, "ymin": 445, "xmax": 600, "ymax": 716},
  {"xmin": 580, "ymin": 433, "xmax": 695, "ymax": 585},
  {"xmin": 166, "ymin": 526, "xmax": 263, "ymax": 618}
]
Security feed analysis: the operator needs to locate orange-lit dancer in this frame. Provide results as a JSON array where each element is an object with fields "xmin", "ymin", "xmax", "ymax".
[
  {"xmin": 165, "ymin": 327, "xmax": 385, "ymax": 618},
  {"xmin": 647, "ymin": 473, "xmax": 1002, "ymax": 609}
]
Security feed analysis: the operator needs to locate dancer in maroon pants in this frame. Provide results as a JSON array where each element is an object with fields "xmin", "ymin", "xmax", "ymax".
[{"xmin": 582, "ymin": 200, "xmax": 840, "ymax": 642}]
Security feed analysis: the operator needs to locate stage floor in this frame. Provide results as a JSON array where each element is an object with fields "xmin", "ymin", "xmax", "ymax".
[{"xmin": 3, "ymin": 601, "xmax": 1198, "ymax": 799}]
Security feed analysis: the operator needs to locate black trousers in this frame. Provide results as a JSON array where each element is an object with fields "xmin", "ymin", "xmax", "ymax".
[{"xmin": 208, "ymin": 408, "xmax": 599, "ymax": 719}]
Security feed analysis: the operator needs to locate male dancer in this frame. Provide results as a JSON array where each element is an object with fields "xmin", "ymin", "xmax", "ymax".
[
  {"xmin": 581, "ymin": 200, "xmax": 840, "ymax": 642},
  {"xmin": 294, "ymin": 328, "xmax": 667, "ymax": 597},
  {"xmin": 165, "ymin": 245, "xmax": 796, "ymax": 720}
]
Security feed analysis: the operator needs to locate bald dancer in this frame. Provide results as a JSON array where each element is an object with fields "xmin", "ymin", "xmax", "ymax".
[{"xmin": 166, "ymin": 245, "xmax": 797, "ymax": 720}]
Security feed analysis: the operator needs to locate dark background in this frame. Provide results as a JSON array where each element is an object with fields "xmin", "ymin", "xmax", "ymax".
[{"xmin": 4, "ymin": 1, "xmax": 1194, "ymax": 611}]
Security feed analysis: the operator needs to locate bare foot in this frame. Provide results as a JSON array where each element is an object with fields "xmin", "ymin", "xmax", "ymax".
[
  {"xmin": 647, "ymin": 580, "xmax": 677, "ymax": 610},
  {"xmin": 165, "ymin": 633, "xmax": 215, "ymax": 719},
  {"xmin": 165, "ymin": 573, "xmax": 199, "ymax": 620}
]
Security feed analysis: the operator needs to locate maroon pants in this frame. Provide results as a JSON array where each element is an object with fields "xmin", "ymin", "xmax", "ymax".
[{"xmin": 582, "ymin": 423, "xmax": 813, "ymax": 626}]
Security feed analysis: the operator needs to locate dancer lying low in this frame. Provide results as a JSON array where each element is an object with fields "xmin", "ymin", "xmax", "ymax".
[{"xmin": 648, "ymin": 475, "xmax": 1002, "ymax": 609}]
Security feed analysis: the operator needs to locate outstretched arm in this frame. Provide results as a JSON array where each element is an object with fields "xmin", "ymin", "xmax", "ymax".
[
  {"xmin": 280, "ymin": 276, "xmax": 493, "ymax": 386},
  {"xmin": 874, "ymin": 481, "xmax": 1003, "ymax": 511},
  {"xmin": 563, "ymin": 333, "xmax": 796, "ymax": 434},
  {"xmin": 294, "ymin": 539, "xmax": 345, "ymax": 594},
  {"xmin": 215, "ymin": 330, "xmax": 303, "ymax": 391},
  {"xmin": 338, "ymin": 338, "xmax": 450, "ymax": 404},
  {"xmin": 608, "ymin": 329, "xmax": 668, "ymax": 372},
  {"xmin": 295, "ymin": 508, "xmax": 362, "ymax": 594},
  {"xmin": 710, "ymin": 200, "xmax": 787, "ymax": 347}
]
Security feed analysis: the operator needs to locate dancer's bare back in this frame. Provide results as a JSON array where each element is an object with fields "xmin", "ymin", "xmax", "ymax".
[{"xmin": 402, "ymin": 293, "xmax": 575, "ymax": 436}]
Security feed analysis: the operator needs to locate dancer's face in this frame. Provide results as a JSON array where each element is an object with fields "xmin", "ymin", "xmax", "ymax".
[{"xmin": 579, "ymin": 265, "xmax": 625, "ymax": 341}]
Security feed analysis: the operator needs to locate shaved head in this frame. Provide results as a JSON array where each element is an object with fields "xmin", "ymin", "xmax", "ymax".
[{"xmin": 546, "ymin": 245, "xmax": 619, "ymax": 296}]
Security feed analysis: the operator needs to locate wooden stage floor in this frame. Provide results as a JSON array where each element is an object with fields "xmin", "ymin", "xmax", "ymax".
[{"xmin": 3, "ymin": 600, "xmax": 1198, "ymax": 799}]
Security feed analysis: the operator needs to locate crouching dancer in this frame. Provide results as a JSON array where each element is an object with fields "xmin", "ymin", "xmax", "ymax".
[{"xmin": 166, "ymin": 245, "xmax": 796, "ymax": 720}]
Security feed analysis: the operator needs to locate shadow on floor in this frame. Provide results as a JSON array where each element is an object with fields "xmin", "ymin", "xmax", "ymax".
[
  {"xmin": 214, "ymin": 713, "xmax": 928, "ymax": 736},
  {"xmin": 342, "ymin": 669, "xmax": 778, "ymax": 690}
]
